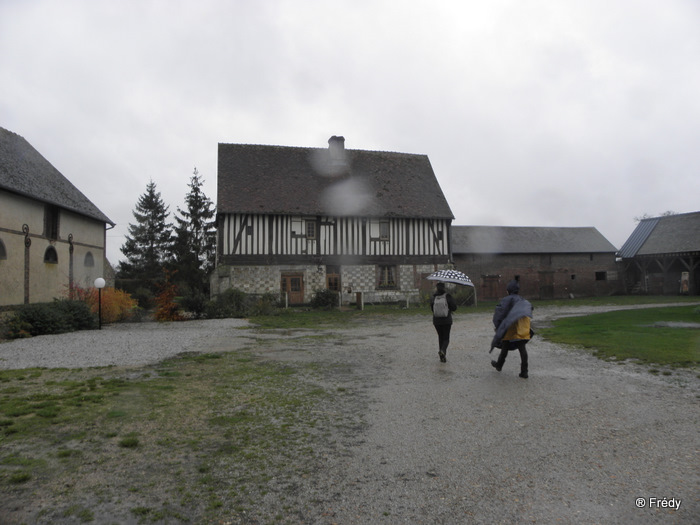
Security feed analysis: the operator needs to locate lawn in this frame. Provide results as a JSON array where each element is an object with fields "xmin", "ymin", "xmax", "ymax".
[
  {"xmin": 0, "ymin": 351, "xmax": 364, "ymax": 523},
  {"xmin": 538, "ymin": 305, "xmax": 700, "ymax": 367}
]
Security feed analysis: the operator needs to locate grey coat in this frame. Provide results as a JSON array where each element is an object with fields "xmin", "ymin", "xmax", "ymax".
[{"xmin": 490, "ymin": 294, "xmax": 533, "ymax": 351}]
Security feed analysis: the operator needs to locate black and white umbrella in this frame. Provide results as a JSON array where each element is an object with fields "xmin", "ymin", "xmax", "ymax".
[{"xmin": 426, "ymin": 269, "xmax": 474, "ymax": 287}]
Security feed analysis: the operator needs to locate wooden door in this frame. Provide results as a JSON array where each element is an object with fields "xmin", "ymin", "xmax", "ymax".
[
  {"xmin": 281, "ymin": 273, "xmax": 304, "ymax": 304},
  {"xmin": 539, "ymin": 271, "xmax": 554, "ymax": 299},
  {"xmin": 482, "ymin": 275, "xmax": 501, "ymax": 300}
]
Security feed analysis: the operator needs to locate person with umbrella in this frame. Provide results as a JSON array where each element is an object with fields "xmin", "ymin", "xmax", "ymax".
[
  {"xmin": 490, "ymin": 279, "xmax": 533, "ymax": 378},
  {"xmin": 430, "ymin": 281, "xmax": 457, "ymax": 362},
  {"xmin": 426, "ymin": 270, "xmax": 472, "ymax": 363}
]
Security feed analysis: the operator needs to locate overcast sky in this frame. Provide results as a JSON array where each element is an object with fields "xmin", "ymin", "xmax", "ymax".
[{"xmin": 2, "ymin": 0, "xmax": 699, "ymax": 264}]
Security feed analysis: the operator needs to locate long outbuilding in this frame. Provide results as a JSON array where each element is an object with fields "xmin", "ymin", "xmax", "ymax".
[{"xmin": 451, "ymin": 225, "xmax": 620, "ymax": 300}]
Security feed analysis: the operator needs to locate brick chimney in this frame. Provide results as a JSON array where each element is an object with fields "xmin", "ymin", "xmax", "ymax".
[
  {"xmin": 328, "ymin": 136, "xmax": 347, "ymax": 174},
  {"xmin": 328, "ymin": 135, "xmax": 345, "ymax": 157}
]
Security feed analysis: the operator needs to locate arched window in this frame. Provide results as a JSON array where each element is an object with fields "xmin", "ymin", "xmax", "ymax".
[
  {"xmin": 0, "ymin": 238, "xmax": 6, "ymax": 260},
  {"xmin": 44, "ymin": 246, "xmax": 58, "ymax": 264},
  {"xmin": 84, "ymin": 251, "xmax": 95, "ymax": 267}
]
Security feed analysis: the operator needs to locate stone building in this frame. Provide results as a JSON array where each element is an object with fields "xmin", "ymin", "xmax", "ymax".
[{"xmin": 0, "ymin": 127, "xmax": 114, "ymax": 306}]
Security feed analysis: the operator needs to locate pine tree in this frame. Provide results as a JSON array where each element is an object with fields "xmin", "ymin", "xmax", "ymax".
[
  {"xmin": 118, "ymin": 180, "xmax": 172, "ymax": 281},
  {"xmin": 170, "ymin": 168, "xmax": 216, "ymax": 294}
]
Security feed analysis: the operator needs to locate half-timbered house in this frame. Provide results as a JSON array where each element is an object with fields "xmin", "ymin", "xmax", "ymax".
[{"xmin": 211, "ymin": 136, "xmax": 454, "ymax": 304}]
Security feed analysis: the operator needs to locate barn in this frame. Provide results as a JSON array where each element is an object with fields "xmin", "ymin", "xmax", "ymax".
[
  {"xmin": 618, "ymin": 211, "xmax": 700, "ymax": 295},
  {"xmin": 451, "ymin": 225, "xmax": 621, "ymax": 300},
  {"xmin": 211, "ymin": 136, "xmax": 454, "ymax": 304}
]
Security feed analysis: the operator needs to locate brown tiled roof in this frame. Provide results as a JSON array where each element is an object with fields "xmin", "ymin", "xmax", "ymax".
[
  {"xmin": 217, "ymin": 140, "xmax": 454, "ymax": 219},
  {"xmin": 0, "ymin": 127, "xmax": 114, "ymax": 225},
  {"xmin": 452, "ymin": 225, "xmax": 617, "ymax": 254}
]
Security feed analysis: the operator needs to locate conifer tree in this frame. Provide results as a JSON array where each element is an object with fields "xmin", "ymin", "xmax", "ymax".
[
  {"xmin": 118, "ymin": 180, "xmax": 172, "ymax": 281},
  {"xmin": 170, "ymin": 168, "xmax": 216, "ymax": 294}
]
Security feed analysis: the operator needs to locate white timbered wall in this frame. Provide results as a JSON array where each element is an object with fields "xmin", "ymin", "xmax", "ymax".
[{"xmin": 222, "ymin": 214, "xmax": 449, "ymax": 257}]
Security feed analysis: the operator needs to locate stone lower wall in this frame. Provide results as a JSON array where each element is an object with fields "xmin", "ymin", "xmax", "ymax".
[{"xmin": 211, "ymin": 263, "xmax": 443, "ymax": 304}]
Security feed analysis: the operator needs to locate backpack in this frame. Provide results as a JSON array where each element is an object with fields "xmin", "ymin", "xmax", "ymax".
[{"xmin": 433, "ymin": 294, "xmax": 449, "ymax": 318}]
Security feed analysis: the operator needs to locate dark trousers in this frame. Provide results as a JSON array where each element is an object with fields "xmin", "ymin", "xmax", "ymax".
[
  {"xmin": 434, "ymin": 323, "xmax": 452, "ymax": 355},
  {"xmin": 495, "ymin": 340, "xmax": 528, "ymax": 374}
]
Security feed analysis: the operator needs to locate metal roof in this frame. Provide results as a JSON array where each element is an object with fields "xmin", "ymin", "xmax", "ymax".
[
  {"xmin": 451, "ymin": 225, "xmax": 617, "ymax": 254},
  {"xmin": 617, "ymin": 218, "xmax": 659, "ymax": 258},
  {"xmin": 618, "ymin": 212, "xmax": 700, "ymax": 258}
]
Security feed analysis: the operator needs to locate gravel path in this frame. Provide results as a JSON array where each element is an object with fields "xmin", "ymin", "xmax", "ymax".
[{"xmin": 1, "ymin": 305, "xmax": 698, "ymax": 524}]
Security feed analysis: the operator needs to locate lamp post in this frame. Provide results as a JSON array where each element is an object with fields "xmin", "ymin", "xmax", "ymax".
[{"xmin": 94, "ymin": 278, "xmax": 106, "ymax": 329}]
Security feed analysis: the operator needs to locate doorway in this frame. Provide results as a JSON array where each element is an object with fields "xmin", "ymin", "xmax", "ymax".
[{"xmin": 281, "ymin": 273, "xmax": 304, "ymax": 305}]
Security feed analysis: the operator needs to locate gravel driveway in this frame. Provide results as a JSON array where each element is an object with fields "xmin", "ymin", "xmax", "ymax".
[{"xmin": 1, "ymin": 305, "xmax": 698, "ymax": 524}]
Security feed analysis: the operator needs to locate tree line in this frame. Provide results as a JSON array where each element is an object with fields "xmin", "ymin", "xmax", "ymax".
[{"xmin": 116, "ymin": 168, "xmax": 216, "ymax": 314}]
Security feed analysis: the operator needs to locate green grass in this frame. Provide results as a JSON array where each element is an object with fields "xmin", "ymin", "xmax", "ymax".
[
  {"xmin": 0, "ymin": 351, "xmax": 363, "ymax": 523},
  {"xmin": 539, "ymin": 305, "xmax": 700, "ymax": 367},
  {"xmin": 249, "ymin": 295, "xmax": 700, "ymax": 329}
]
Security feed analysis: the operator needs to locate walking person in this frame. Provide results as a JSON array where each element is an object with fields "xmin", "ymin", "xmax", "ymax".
[
  {"xmin": 431, "ymin": 282, "xmax": 457, "ymax": 362},
  {"xmin": 490, "ymin": 279, "xmax": 533, "ymax": 378}
]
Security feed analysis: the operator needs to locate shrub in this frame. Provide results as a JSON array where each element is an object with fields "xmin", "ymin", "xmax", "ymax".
[
  {"xmin": 54, "ymin": 299, "xmax": 97, "ymax": 331},
  {"xmin": 177, "ymin": 284, "xmax": 209, "ymax": 319},
  {"xmin": 154, "ymin": 271, "xmax": 184, "ymax": 322},
  {"xmin": 5, "ymin": 300, "xmax": 97, "ymax": 339},
  {"xmin": 310, "ymin": 289, "xmax": 338, "ymax": 309},
  {"xmin": 131, "ymin": 287, "xmax": 155, "ymax": 310},
  {"xmin": 205, "ymin": 290, "xmax": 282, "ymax": 319},
  {"xmin": 249, "ymin": 293, "xmax": 282, "ymax": 316},
  {"xmin": 69, "ymin": 285, "xmax": 138, "ymax": 324},
  {"xmin": 205, "ymin": 288, "xmax": 248, "ymax": 318}
]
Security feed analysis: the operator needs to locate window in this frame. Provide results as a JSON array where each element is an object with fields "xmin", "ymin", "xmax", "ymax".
[
  {"xmin": 595, "ymin": 271, "xmax": 607, "ymax": 281},
  {"xmin": 0, "ymin": 238, "xmax": 6, "ymax": 260},
  {"xmin": 326, "ymin": 265, "xmax": 340, "ymax": 291},
  {"xmin": 44, "ymin": 205, "xmax": 59, "ymax": 240},
  {"xmin": 44, "ymin": 246, "xmax": 58, "ymax": 264},
  {"xmin": 327, "ymin": 274, "xmax": 340, "ymax": 291},
  {"xmin": 84, "ymin": 252, "xmax": 95, "ymax": 267},
  {"xmin": 306, "ymin": 221, "xmax": 317, "ymax": 239},
  {"xmin": 379, "ymin": 221, "xmax": 390, "ymax": 240},
  {"xmin": 377, "ymin": 265, "xmax": 397, "ymax": 289}
]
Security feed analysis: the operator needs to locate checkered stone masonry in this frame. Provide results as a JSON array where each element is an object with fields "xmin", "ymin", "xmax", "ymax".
[{"xmin": 211, "ymin": 263, "xmax": 450, "ymax": 304}]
